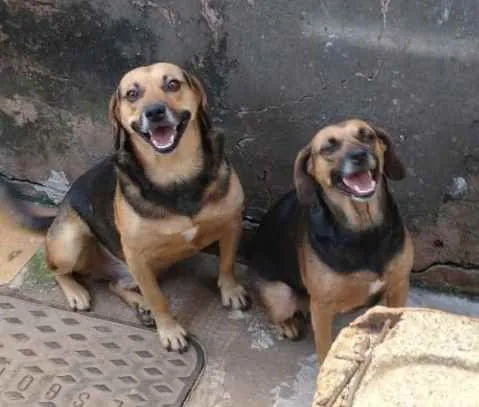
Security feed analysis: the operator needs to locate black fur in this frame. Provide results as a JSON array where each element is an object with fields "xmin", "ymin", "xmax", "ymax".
[
  {"xmin": 248, "ymin": 190, "xmax": 306, "ymax": 294},
  {"xmin": 307, "ymin": 181, "xmax": 405, "ymax": 274},
  {"xmin": 113, "ymin": 118, "xmax": 227, "ymax": 218},
  {"xmin": 65, "ymin": 118, "xmax": 229, "ymax": 260},
  {"xmin": 61, "ymin": 124, "xmax": 230, "ymax": 256},
  {"xmin": 248, "ymin": 179, "xmax": 405, "ymax": 295},
  {"xmin": 65, "ymin": 157, "xmax": 123, "ymax": 259},
  {"xmin": 43, "ymin": 122, "xmax": 229, "ymax": 260}
]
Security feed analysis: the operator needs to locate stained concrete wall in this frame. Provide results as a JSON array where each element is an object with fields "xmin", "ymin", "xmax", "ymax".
[{"xmin": 1, "ymin": 0, "xmax": 478, "ymax": 291}]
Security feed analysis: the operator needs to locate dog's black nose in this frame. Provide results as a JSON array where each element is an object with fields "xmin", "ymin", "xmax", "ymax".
[
  {"xmin": 348, "ymin": 149, "xmax": 369, "ymax": 165},
  {"xmin": 144, "ymin": 104, "xmax": 166, "ymax": 122}
]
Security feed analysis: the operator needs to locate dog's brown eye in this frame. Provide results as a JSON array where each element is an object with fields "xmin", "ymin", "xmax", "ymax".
[
  {"xmin": 358, "ymin": 129, "xmax": 375, "ymax": 143},
  {"xmin": 320, "ymin": 138, "xmax": 340, "ymax": 155},
  {"xmin": 364, "ymin": 133, "xmax": 375, "ymax": 143},
  {"xmin": 126, "ymin": 89, "xmax": 139, "ymax": 102},
  {"xmin": 166, "ymin": 79, "xmax": 181, "ymax": 92}
]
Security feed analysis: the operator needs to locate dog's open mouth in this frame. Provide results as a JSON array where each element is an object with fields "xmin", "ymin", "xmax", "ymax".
[
  {"xmin": 337, "ymin": 169, "xmax": 378, "ymax": 199},
  {"xmin": 149, "ymin": 126, "xmax": 177, "ymax": 151},
  {"xmin": 137, "ymin": 111, "xmax": 190, "ymax": 154}
]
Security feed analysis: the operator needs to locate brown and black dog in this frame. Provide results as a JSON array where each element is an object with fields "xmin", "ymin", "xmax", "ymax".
[
  {"xmin": 248, "ymin": 119, "xmax": 413, "ymax": 363},
  {"xmin": 1, "ymin": 62, "xmax": 250, "ymax": 352}
]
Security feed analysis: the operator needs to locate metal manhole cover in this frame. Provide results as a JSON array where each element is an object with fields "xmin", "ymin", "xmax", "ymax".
[{"xmin": 0, "ymin": 295, "xmax": 204, "ymax": 407}]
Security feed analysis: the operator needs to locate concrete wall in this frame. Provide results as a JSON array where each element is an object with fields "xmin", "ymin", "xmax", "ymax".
[{"xmin": 1, "ymin": 0, "xmax": 478, "ymax": 292}]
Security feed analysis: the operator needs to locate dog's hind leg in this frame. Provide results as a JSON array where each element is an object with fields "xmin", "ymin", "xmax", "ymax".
[
  {"xmin": 55, "ymin": 275, "xmax": 91, "ymax": 311},
  {"xmin": 46, "ymin": 211, "xmax": 93, "ymax": 311},
  {"xmin": 259, "ymin": 280, "xmax": 304, "ymax": 340},
  {"xmin": 217, "ymin": 213, "xmax": 251, "ymax": 310}
]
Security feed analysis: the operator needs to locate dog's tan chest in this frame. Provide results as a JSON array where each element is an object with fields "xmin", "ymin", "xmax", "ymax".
[
  {"xmin": 115, "ymin": 170, "xmax": 244, "ymax": 264},
  {"xmin": 300, "ymin": 244, "xmax": 386, "ymax": 313}
]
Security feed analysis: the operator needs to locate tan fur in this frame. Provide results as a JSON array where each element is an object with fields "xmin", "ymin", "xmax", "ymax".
[
  {"xmin": 262, "ymin": 119, "xmax": 413, "ymax": 363},
  {"xmin": 110, "ymin": 63, "xmax": 206, "ymax": 186},
  {"xmin": 296, "ymin": 119, "xmax": 390, "ymax": 230},
  {"xmin": 301, "ymin": 231, "xmax": 413, "ymax": 361},
  {"xmin": 40, "ymin": 63, "xmax": 248, "ymax": 352}
]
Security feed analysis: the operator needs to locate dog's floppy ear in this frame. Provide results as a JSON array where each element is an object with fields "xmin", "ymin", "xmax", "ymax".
[
  {"xmin": 183, "ymin": 71, "xmax": 208, "ymax": 110},
  {"xmin": 294, "ymin": 144, "xmax": 316, "ymax": 206},
  {"xmin": 373, "ymin": 126, "xmax": 406, "ymax": 181},
  {"xmin": 108, "ymin": 89, "xmax": 122, "ymax": 150},
  {"xmin": 183, "ymin": 70, "xmax": 212, "ymax": 136}
]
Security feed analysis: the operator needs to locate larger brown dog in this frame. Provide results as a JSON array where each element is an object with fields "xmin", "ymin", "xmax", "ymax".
[
  {"xmin": 2, "ymin": 63, "xmax": 250, "ymax": 352},
  {"xmin": 248, "ymin": 119, "xmax": 413, "ymax": 363}
]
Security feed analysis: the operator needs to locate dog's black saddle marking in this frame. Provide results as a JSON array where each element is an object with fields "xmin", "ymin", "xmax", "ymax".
[
  {"xmin": 66, "ymin": 157, "xmax": 123, "ymax": 259},
  {"xmin": 248, "ymin": 182, "xmax": 405, "ymax": 294},
  {"xmin": 307, "ymin": 182, "xmax": 405, "ymax": 274},
  {"xmin": 247, "ymin": 190, "xmax": 306, "ymax": 294}
]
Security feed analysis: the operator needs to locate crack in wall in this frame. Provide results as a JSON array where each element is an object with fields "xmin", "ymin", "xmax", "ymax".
[
  {"xmin": 200, "ymin": 0, "xmax": 224, "ymax": 50},
  {"xmin": 414, "ymin": 261, "xmax": 479, "ymax": 274},
  {"xmin": 412, "ymin": 262, "xmax": 479, "ymax": 297},
  {"xmin": 0, "ymin": 172, "xmax": 66, "ymax": 205},
  {"xmin": 378, "ymin": 0, "xmax": 392, "ymax": 40},
  {"xmin": 0, "ymin": 173, "xmax": 48, "ymax": 189},
  {"xmin": 236, "ymin": 94, "xmax": 316, "ymax": 117}
]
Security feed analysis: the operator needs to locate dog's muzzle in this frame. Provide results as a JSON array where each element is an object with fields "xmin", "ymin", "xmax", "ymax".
[
  {"xmin": 132, "ymin": 103, "xmax": 191, "ymax": 154},
  {"xmin": 333, "ymin": 149, "xmax": 379, "ymax": 200}
]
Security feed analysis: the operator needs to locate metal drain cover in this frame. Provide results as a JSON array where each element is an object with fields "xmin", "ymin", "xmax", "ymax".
[{"xmin": 0, "ymin": 295, "xmax": 204, "ymax": 407}]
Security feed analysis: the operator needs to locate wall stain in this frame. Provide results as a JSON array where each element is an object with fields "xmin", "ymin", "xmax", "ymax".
[
  {"xmin": 0, "ymin": 110, "xmax": 70, "ymax": 158},
  {"xmin": 190, "ymin": 1, "xmax": 239, "ymax": 114},
  {"xmin": 0, "ymin": 1, "xmax": 158, "ymax": 114}
]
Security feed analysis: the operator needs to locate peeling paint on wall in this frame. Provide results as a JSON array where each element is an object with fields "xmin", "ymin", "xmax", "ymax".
[
  {"xmin": 33, "ymin": 170, "xmax": 69, "ymax": 204},
  {"xmin": 200, "ymin": 0, "xmax": 224, "ymax": 48},
  {"xmin": 0, "ymin": 93, "xmax": 110, "ymax": 183},
  {"xmin": 0, "ymin": 95, "xmax": 38, "ymax": 126}
]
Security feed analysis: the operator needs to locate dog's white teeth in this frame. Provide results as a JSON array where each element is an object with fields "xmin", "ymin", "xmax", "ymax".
[
  {"xmin": 343, "ymin": 171, "xmax": 376, "ymax": 195},
  {"xmin": 151, "ymin": 133, "xmax": 175, "ymax": 149},
  {"xmin": 354, "ymin": 182, "xmax": 376, "ymax": 194},
  {"xmin": 149, "ymin": 126, "xmax": 177, "ymax": 151}
]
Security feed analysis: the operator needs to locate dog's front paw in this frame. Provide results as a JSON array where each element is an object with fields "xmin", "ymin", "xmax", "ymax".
[
  {"xmin": 220, "ymin": 283, "xmax": 251, "ymax": 311},
  {"xmin": 135, "ymin": 303, "xmax": 156, "ymax": 327},
  {"xmin": 157, "ymin": 319, "xmax": 189, "ymax": 353}
]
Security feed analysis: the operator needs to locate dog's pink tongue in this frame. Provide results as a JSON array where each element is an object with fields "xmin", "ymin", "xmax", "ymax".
[
  {"xmin": 343, "ymin": 171, "xmax": 376, "ymax": 195},
  {"xmin": 150, "ymin": 127, "xmax": 175, "ymax": 149}
]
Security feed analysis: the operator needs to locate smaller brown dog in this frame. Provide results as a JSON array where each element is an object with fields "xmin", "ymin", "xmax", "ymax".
[{"xmin": 248, "ymin": 119, "xmax": 413, "ymax": 363}]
